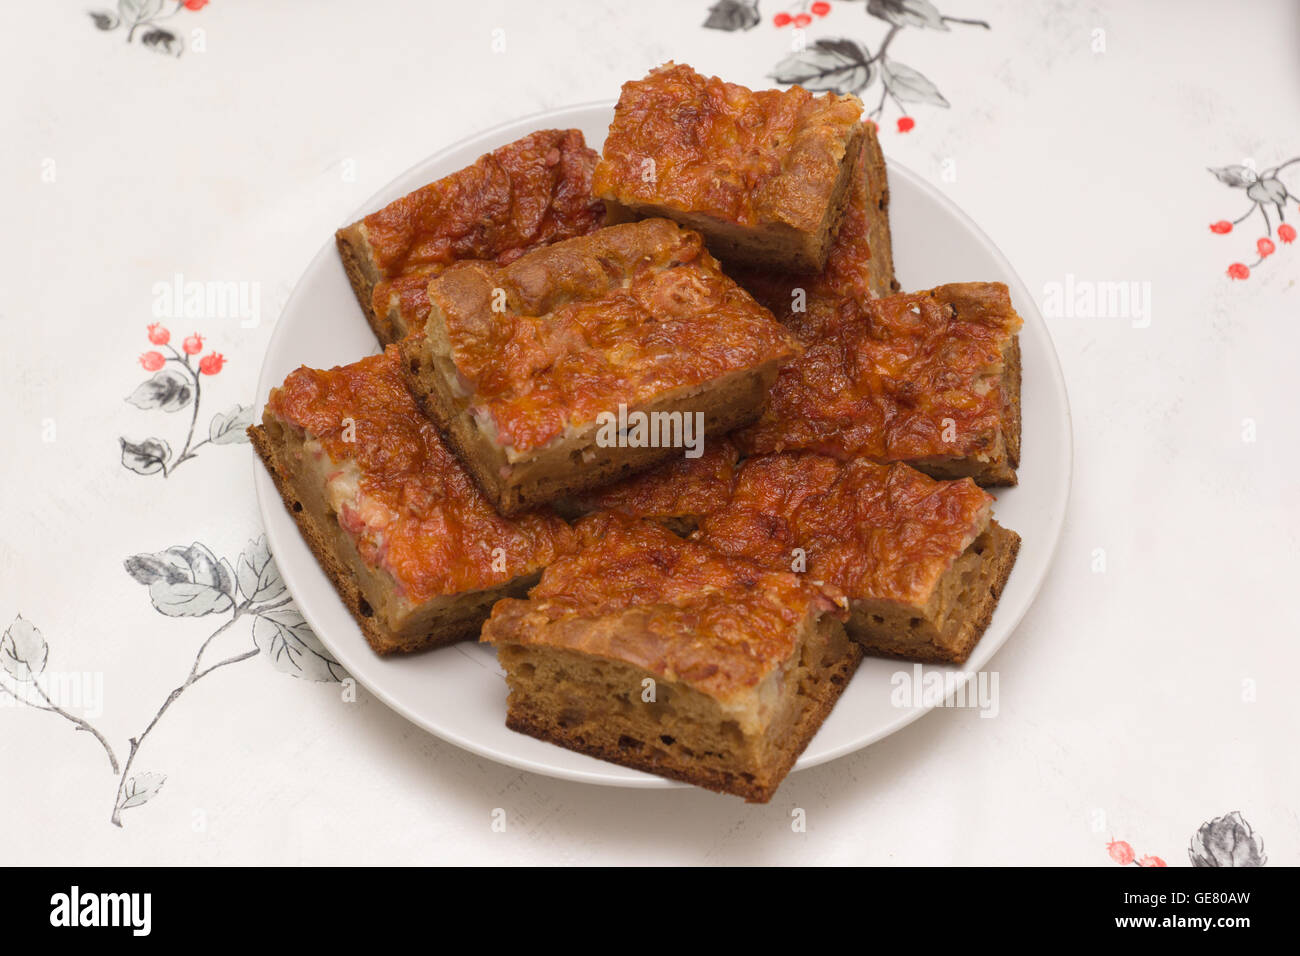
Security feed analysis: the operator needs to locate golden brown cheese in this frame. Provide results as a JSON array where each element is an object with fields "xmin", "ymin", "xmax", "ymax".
[
  {"xmin": 696, "ymin": 454, "xmax": 993, "ymax": 608},
  {"xmin": 426, "ymin": 219, "xmax": 799, "ymax": 453},
  {"xmin": 593, "ymin": 62, "xmax": 862, "ymax": 232},
  {"xmin": 738, "ymin": 282, "xmax": 1021, "ymax": 466},
  {"xmin": 359, "ymin": 129, "xmax": 606, "ymax": 330},
  {"xmin": 568, "ymin": 437, "xmax": 740, "ymax": 526}
]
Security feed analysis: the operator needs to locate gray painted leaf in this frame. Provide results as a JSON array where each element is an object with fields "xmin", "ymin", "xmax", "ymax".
[
  {"xmin": 209, "ymin": 404, "xmax": 253, "ymax": 445},
  {"xmin": 124, "ymin": 549, "xmax": 191, "ymax": 585},
  {"xmin": 89, "ymin": 10, "xmax": 120, "ymax": 29},
  {"xmin": 772, "ymin": 38, "xmax": 875, "ymax": 94},
  {"xmin": 120, "ymin": 437, "xmax": 171, "ymax": 475},
  {"xmin": 881, "ymin": 57, "xmax": 950, "ymax": 106},
  {"xmin": 129, "ymin": 542, "xmax": 235, "ymax": 616},
  {"xmin": 236, "ymin": 536, "xmax": 286, "ymax": 604},
  {"xmin": 140, "ymin": 28, "xmax": 182, "ymax": 56},
  {"xmin": 867, "ymin": 0, "xmax": 949, "ymax": 30},
  {"xmin": 1246, "ymin": 178, "xmax": 1287, "ymax": 205},
  {"xmin": 148, "ymin": 580, "xmax": 233, "ymax": 617},
  {"xmin": 1, "ymin": 615, "xmax": 48, "ymax": 683},
  {"xmin": 118, "ymin": 0, "xmax": 164, "ymax": 23},
  {"xmin": 1208, "ymin": 165, "xmax": 1259, "ymax": 188},
  {"xmin": 125, "ymin": 369, "xmax": 192, "ymax": 413},
  {"xmin": 118, "ymin": 772, "xmax": 166, "ymax": 811},
  {"xmin": 1189, "ymin": 811, "xmax": 1267, "ymax": 867},
  {"xmin": 165, "ymin": 542, "xmax": 232, "ymax": 594},
  {"xmin": 254, "ymin": 608, "xmax": 345, "ymax": 682},
  {"xmin": 703, "ymin": 0, "xmax": 760, "ymax": 31}
]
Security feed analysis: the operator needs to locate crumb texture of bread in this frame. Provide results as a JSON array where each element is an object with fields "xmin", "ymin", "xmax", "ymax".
[
  {"xmin": 738, "ymin": 282, "xmax": 1023, "ymax": 486},
  {"xmin": 593, "ymin": 62, "xmax": 863, "ymax": 271},
  {"xmin": 403, "ymin": 218, "xmax": 798, "ymax": 513},
  {"xmin": 696, "ymin": 453, "xmax": 1018, "ymax": 664},
  {"xmin": 482, "ymin": 514, "xmax": 859, "ymax": 801},
  {"xmin": 335, "ymin": 128, "xmax": 605, "ymax": 343},
  {"xmin": 252, "ymin": 347, "xmax": 576, "ymax": 654},
  {"xmin": 728, "ymin": 121, "xmax": 896, "ymax": 307}
]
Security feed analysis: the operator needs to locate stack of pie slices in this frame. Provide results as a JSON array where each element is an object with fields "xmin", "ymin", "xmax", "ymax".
[{"xmin": 250, "ymin": 62, "xmax": 1023, "ymax": 802}]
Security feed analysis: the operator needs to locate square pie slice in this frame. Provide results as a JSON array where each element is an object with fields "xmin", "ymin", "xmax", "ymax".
[
  {"xmin": 696, "ymin": 453, "xmax": 1020, "ymax": 664},
  {"xmin": 738, "ymin": 282, "xmax": 1023, "ymax": 486},
  {"xmin": 249, "ymin": 347, "xmax": 576, "ymax": 655},
  {"xmin": 593, "ymin": 62, "xmax": 864, "ymax": 272},
  {"xmin": 728, "ymin": 119, "xmax": 897, "ymax": 309},
  {"xmin": 336, "ymin": 129, "xmax": 605, "ymax": 344},
  {"xmin": 481, "ymin": 513, "xmax": 861, "ymax": 802},
  {"xmin": 401, "ymin": 218, "xmax": 799, "ymax": 515}
]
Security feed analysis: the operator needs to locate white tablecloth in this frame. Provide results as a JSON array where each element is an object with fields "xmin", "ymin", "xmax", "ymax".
[{"xmin": 2, "ymin": 0, "xmax": 1294, "ymax": 865}]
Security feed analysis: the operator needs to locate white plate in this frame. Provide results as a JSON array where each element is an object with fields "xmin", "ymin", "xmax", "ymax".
[{"xmin": 254, "ymin": 102, "xmax": 1073, "ymax": 789}]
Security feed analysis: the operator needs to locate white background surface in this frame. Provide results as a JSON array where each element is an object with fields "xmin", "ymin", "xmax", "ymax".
[{"xmin": 2, "ymin": 0, "xmax": 1296, "ymax": 865}]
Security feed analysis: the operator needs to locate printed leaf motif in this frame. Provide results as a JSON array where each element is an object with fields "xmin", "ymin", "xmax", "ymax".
[
  {"xmin": 124, "ymin": 542, "xmax": 235, "ymax": 617},
  {"xmin": 120, "ymin": 436, "xmax": 171, "ymax": 475},
  {"xmin": 868, "ymin": 0, "xmax": 949, "ymax": 30},
  {"xmin": 1189, "ymin": 811, "xmax": 1267, "ymax": 867},
  {"xmin": 703, "ymin": 0, "xmax": 761, "ymax": 31},
  {"xmin": 772, "ymin": 38, "xmax": 876, "ymax": 94},
  {"xmin": 118, "ymin": 0, "xmax": 164, "ymax": 22},
  {"xmin": 1, "ymin": 615, "xmax": 49, "ymax": 683},
  {"xmin": 881, "ymin": 56, "xmax": 950, "ymax": 106},
  {"xmin": 1246, "ymin": 178, "xmax": 1288, "ymax": 205},
  {"xmin": 236, "ymin": 536, "xmax": 286, "ymax": 605},
  {"xmin": 140, "ymin": 28, "xmax": 182, "ymax": 56},
  {"xmin": 89, "ymin": 10, "xmax": 120, "ymax": 30},
  {"xmin": 118, "ymin": 772, "xmax": 166, "ymax": 811},
  {"xmin": 126, "ymin": 369, "xmax": 192, "ymax": 413},
  {"xmin": 209, "ymin": 404, "xmax": 253, "ymax": 445},
  {"xmin": 254, "ymin": 607, "xmax": 345, "ymax": 682},
  {"xmin": 1208, "ymin": 165, "xmax": 1259, "ymax": 188}
]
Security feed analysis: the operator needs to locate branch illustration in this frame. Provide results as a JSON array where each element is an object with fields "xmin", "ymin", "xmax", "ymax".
[
  {"xmin": 766, "ymin": 1, "xmax": 988, "ymax": 128},
  {"xmin": 111, "ymin": 537, "xmax": 344, "ymax": 825},
  {"xmin": 0, "ymin": 616, "xmax": 119, "ymax": 773}
]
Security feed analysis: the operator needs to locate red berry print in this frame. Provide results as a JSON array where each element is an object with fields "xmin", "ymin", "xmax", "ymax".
[
  {"xmin": 147, "ymin": 323, "xmax": 170, "ymax": 345},
  {"xmin": 1138, "ymin": 855, "xmax": 1167, "ymax": 867},
  {"xmin": 1209, "ymin": 221, "xmax": 1233, "ymax": 234},
  {"xmin": 139, "ymin": 351, "xmax": 165, "ymax": 372},
  {"xmin": 1280, "ymin": 224, "xmax": 1297, "ymax": 243},
  {"xmin": 1106, "ymin": 840, "xmax": 1135, "ymax": 865},
  {"xmin": 183, "ymin": 0, "xmax": 208, "ymax": 10},
  {"xmin": 198, "ymin": 352, "xmax": 225, "ymax": 376},
  {"xmin": 1227, "ymin": 262, "xmax": 1250, "ymax": 280},
  {"xmin": 773, "ymin": 12, "xmax": 792, "ymax": 26},
  {"xmin": 182, "ymin": 333, "xmax": 204, "ymax": 355},
  {"xmin": 1257, "ymin": 237, "xmax": 1275, "ymax": 257},
  {"xmin": 897, "ymin": 116, "xmax": 915, "ymax": 133},
  {"xmin": 793, "ymin": 12, "xmax": 813, "ymax": 27},
  {"xmin": 811, "ymin": 1, "xmax": 831, "ymax": 15}
]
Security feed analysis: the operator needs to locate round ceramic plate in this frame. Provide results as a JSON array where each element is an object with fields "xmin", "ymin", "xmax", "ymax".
[{"xmin": 254, "ymin": 101, "xmax": 1073, "ymax": 789}]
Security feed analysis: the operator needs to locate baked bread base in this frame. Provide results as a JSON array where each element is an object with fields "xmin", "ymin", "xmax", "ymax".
[
  {"xmin": 249, "ymin": 419, "xmax": 538, "ymax": 656},
  {"xmin": 492, "ymin": 613, "xmax": 862, "ymax": 802},
  {"xmin": 847, "ymin": 520, "xmax": 1020, "ymax": 664},
  {"xmin": 334, "ymin": 225, "xmax": 396, "ymax": 344},
  {"xmin": 860, "ymin": 124, "xmax": 899, "ymax": 297}
]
